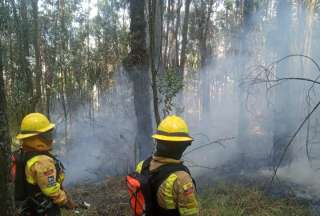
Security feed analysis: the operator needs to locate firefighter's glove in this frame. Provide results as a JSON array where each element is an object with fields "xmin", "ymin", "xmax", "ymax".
[{"xmin": 64, "ymin": 198, "xmax": 79, "ymax": 210}]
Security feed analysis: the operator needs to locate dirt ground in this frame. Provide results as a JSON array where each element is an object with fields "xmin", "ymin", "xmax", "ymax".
[{"xmin": 63, "ymin": 176, "xmax": 131, "ymax": 216}]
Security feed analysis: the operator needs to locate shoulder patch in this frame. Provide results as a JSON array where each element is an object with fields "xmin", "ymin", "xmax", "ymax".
[
  {"xmin": 182, "ymin": 182, "xmax": 194, "ymax": 196},
  {"xmin": 183, "ymin": 182, "xmax": 193, "ymax": 190}
]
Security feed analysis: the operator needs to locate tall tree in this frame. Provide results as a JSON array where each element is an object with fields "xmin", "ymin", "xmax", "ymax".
[
  {"xmin": 163, "ymin": 0, "xmax": 174, "ymax": 69},
  {"xmin": 303, "ymin": 0, "xmax": 317, "ymax": 66},
  {"xmin": 179, "ymin": 0, "xmax": 192, "ymax": 77},
  {"xmin": 126, "ymin": 0, "xmax": 153, "ymax": 161},
  {"xmin": 174, "ymin": 0, "xmax": 182, "ymax": 68},
  {"xmin": 272, "ymin": 0, "xmax": 293, "ymax": 166},
  {"xmin": 31, "ymin": 0, "xmax": 42, "ymax": 110},
  {"xmin": 0, "ymin": 27, "xmax": 15, "ymax": 216},
  {"xmin": 237, "ymin": 0, "xmax": 256, "ymax": 165},
  {"xmin": 302, "ymin": 0, "xmax": 318, "ymax": 154},
  {"xmin": 19, "ymin": 0, "xmax": 34, "ymax": 113},
  {"xmin": 175, "ymin": 0, "xmax": 192, "ymax": 107},
  {"xmin": 149, "ymin": 0, "xmax": 163, "ymax": 125},
  {"xmin": 198, "ymin": 0, "xmax": 214, "ymax": 120}
]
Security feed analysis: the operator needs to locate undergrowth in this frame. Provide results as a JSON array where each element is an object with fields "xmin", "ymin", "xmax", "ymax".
[
  {"xmin": 199, "ymin": 183, "xmax": 310, "ymax": 216},
  {"xmin": 61, "ymin": 180, "xmax": 311, "ymax": 216}
]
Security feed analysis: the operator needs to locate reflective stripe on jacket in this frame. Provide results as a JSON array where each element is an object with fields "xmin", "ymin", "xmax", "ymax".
[
  {"xmin": 136, "ymin": 156, "xmax": 199, "ymax": 216},
  {"xmin": 25, "ymin": 155, "xmax": 67, "ymax": 205}
]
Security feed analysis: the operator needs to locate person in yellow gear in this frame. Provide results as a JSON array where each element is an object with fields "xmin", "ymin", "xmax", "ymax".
[
  {"xmin": 14, "ymin": 113, "xmax": 77, "ymax": 216},
  {"xmin": 136, "ymin": 115, "xmax": 199, "ymax": 216}
]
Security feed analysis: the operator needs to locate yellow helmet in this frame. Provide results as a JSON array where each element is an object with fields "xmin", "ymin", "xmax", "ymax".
[
  {"xmin": 152, "ymin": 115, "xmax": 193, "ymax": 142},
  {"xmin": 16, "ymin": 113, "xmax": 55, "ymax": 140}
]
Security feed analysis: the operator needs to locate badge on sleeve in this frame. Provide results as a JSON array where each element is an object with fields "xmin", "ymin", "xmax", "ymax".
[
  {"xmin": 183, "ymin": 182, "xmax": 194, "ymax": 196},
  {"xmin": 47, "ymin": 176, "xmax": 56, "ymax": 187}
]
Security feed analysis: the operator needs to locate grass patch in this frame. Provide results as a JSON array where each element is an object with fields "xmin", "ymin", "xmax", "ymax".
[{"xmin": 199, "ymin": 183, "xmax": 310, "ymax": 216}]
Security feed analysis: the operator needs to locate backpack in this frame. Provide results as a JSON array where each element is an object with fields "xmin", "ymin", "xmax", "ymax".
[
  {"xmin": 126, "ymin": 157, "xmax": 193, "ymax": 216},
  {"xmin": 12, "ymin": 149, "xmax": 29, "ymax": 201}
]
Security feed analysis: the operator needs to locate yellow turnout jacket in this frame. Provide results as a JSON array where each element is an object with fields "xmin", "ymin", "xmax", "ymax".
[
  {"xmin": 25, "ymin": 154, "xmax": 67, "ymax": 205},
  {"xmin": 136, "ymin": 156, "xmax": 199, "ymax": 216}
]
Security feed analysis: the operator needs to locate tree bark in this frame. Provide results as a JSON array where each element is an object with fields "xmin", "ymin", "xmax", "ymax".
[
  {"xmin": 127, "ymin": 0, "xmax": 153, "ymax": 161},
  {"xmin": 20, "ymin": 0, "xmax": 34, "ymax": 112},
  {"xmin": 199, "ymin": 0, "xmax": 214, "ymax": 120},
  {"xmin": 175, "ymin": 0, "xmax": 191, "ymax": 108},
  {"xmin": 174, "ymin": 0, "xmax": 182, "ymax": 68},
  {"xmin": 149, "ymin": 0, "xmax": 163, "ymax": 125},
  {"xmin": 163, "ymin": 0, "xmax": 173, "ymax": 70},
  {"xmin": 31, "ymin": 0, "xmax": 42, "ymax": 110},
  {"xmin": 179, "ymin": 0, "xmax": 192, "ymax": 77},
  {"xmin": 0, "ymin": 38, "xmax": 15, "ymax": 216}
]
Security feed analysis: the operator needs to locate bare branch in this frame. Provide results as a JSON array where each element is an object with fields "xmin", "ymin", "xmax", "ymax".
[
  {"xmin": 184, "ymin": 137, "xmax": 235, "ymax": 156},
  {"xmin": 270, "ymin": 99, "xmax": 320, "ymax": 185}
]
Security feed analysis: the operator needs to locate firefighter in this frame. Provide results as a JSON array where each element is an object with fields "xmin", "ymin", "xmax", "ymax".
[
  {"xmin": 136, "ymin": 115, "xmax": 199, "ymax": 216},
  {"xmin": 15, "ymin": 113, "xmax": 77, "ymax": 215}
]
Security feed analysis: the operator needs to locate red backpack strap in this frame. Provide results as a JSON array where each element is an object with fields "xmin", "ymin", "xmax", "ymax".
[{"xmin": 11, "ymin": 154, "xmax": 17, "ymax": 180}]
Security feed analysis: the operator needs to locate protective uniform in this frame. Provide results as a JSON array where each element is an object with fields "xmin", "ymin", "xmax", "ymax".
[
  {"xmin": 25, "ymin": 153, "xmax": 66, "ymax": 205},
  {"xmin": 15, "ymin": 113, "xmax": 77, "ymax": 216},
  {"xmin": 136, "ymin": 115, "xmax": 199, "ymax": 216}
]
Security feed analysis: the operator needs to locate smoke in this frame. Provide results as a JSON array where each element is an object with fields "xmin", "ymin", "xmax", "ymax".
[
  {"xmin": 46, "ymin": 1, "xmax": 320, "ymax": 201},
  {"xmin": 178, "ymin": 0, "xmax": 320, "ymax": 198},
  {"xmin": 51, "ymin": 69, "xmax": 137, "ymax": 185}
]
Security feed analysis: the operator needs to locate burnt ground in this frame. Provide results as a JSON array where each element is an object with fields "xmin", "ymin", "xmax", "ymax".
[
  {"xmin": 63, "ymin": 176, "xmax": 131, "ymax": 216},
  {"xmin": 195, "ymin": 156, "xmax": 320, "ymax": 216},
  {"xmin": 61, "ymin": 157, "xmax": 320, "ymax": 215},
  {"xmin": 62, "ymin": 173, "xmax": 317, "ymax": 215}
]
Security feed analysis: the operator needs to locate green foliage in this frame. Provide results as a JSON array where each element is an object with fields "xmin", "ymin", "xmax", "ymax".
[
  {"xmin": 2, "ymin": 0, "xmax": 129, "ymax": 133},
  {"xmin": 158, "ymin": 68, "xmax": 183, "ymax": 116}
]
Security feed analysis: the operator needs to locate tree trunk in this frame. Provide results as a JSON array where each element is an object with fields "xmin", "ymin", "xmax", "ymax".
[
  {"xmin": 0, "ymin": 38, "xmax": 15, "ymax": 216},
  {"xmin": 174, "ymin": 0, "xmax": 182, "ymax": 68},
  {"xmin": 127, "ymin": 0, "xmax": 153, "ymax": 162},
  {"xmin": 237, "ymin": 0, "xmax": 255, "ymax": 166},
  {"xmin": 179, "ymin": 0, "xmax": 192, "ymax": 77},
  {"xmin": 303, "ymin": 0, "xmax": 317, "ymax": 158},
  {"xmin": 31, "ymin": 0, "xmax": 42, "ymax": 110},
  {"xmin": 272, "ymin": 0, "xmax": 293, "ymax": 166},
  {"xmin": 149, "ymin": 0, "xmax": 163, "ymax": 125},
  {"xmin": 175, "ymin": 0, "xmax": 191, "ymax": 109},
  {"xmin": 17, "ymin": 0, "xmax": 34, "ymax": 116},
  {"xmin": 199, "ymin": 0, "xmax": 214, "ymax": 120},
  {"xmin": 303, "ymin": 0, "xmax": 316, "ymax": 68},
  {"xmin": 163, "ymin": 0, "xmax": 173, "ymax": 70}
]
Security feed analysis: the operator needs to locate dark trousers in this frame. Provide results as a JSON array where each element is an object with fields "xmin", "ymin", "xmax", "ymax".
[{"xmin": 21, "ymin": 205, "xmax": 61, "ymax": 216}]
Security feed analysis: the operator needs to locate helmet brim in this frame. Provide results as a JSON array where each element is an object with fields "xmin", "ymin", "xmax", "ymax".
[
  {"xmin": 152, "ymin": 134, "xmax": 193, "ymax": 142},
  {"xmin": 16, "ymin": 123, "xmax": 55, "ymax": 140}
]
